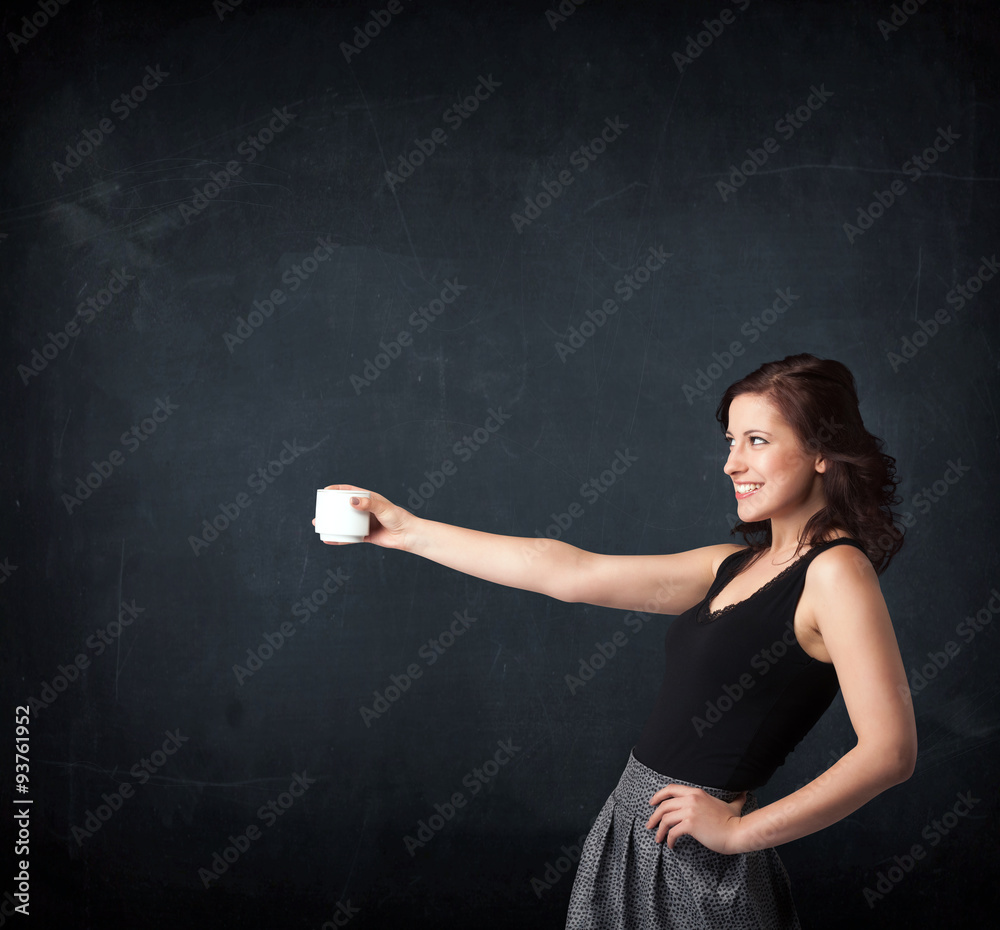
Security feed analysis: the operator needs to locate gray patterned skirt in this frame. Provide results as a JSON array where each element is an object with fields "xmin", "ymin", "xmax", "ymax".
[{"xmin": 565, "ymin": 749, "xmax": 801, "ymax": 929}]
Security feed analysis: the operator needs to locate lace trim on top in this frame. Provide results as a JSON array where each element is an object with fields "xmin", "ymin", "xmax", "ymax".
[{"xmin": 698, "ymin": 548, "xmax": 818, "ymax": 624}]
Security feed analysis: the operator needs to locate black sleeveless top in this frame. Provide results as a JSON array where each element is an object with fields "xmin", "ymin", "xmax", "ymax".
[{"xmin": 632, "ymin": 537, "xmax": 867, "ymax": 791}]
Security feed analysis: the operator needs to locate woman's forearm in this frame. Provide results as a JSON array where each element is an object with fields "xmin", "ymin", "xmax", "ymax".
[
  {"xmin": 403, "ymin": 514, "xmax": 584, "ymax": 602},
  {"xmin": 735, "ymin": 743, "xmax": 914, "ymax": 852}
]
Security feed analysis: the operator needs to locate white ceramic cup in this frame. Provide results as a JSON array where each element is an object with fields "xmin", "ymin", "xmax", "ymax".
[{"xmin": 315, "ymin": 489, "xmax": 370, "ymax": 543}]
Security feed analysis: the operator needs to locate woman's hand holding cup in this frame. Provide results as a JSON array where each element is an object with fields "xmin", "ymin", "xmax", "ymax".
[{"xmin": 313, "ymin": 485, "xmax": 410, "ymax": 549}]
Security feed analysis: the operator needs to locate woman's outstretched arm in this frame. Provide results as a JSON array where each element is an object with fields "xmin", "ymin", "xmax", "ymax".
[{"xmin": 317, "ymin": 484, "xmax": 743, "ymax": 617}]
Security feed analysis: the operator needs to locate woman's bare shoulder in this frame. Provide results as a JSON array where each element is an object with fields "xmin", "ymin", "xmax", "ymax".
[{"xmin": 709, "ymin": 543, "xmax": 750, "ymax": 577}]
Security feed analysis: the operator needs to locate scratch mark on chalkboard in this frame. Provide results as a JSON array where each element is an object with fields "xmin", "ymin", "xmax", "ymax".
[
  {"xmin": 67, "ymin": 282, "xmax": 87, "ymax": 363},
  {"xmin": 639, "ymin": 69, "xmax": 684, "ymax": 219},
  {"xmin": 116, "ymin": 623, "xmax": 142, "ymax": 677},
  {"xmin": 115, "ymin": 539, "xmax": 124, "ymax": 701},
  {"xmin": 349, "ymin": 70, "xmax": 424, "ymax": 280},
  {"xmin": 975, "ymin": 367, "xmax": 999, "ymax": 440},
  {"xmin": 693, "ymin": 164, "xmax": 1000, "ymax": 182},
  {"xmin": 56, "ymin": 409, "xmax": 72, "ymax": 458},
  {"xmin": 911, "ymin": 687, "xmax": 1000, "ymax": 772},
  {"xmin": 299, "ymin": 553, "xmax": 310, "ymax": 589},
  {"xmin": 339, "ymin": 808, "xmax": 367, "ymax": 901},
  {"xmin": 42, "ymin": 757, "xmax": 320, "ymax": 789},
  {"xmin": 484, "ymin": 231, "xmax": 513, "ymax": 317},
  {"xmin": 627, "ymin": 317, "xmax": 652, "ymax": 438},
  {"xmin": 583, "ymin": 182, "xmax": 648, "ymax": 214}
]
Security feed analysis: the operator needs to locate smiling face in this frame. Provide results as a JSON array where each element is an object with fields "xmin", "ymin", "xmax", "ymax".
[{"xmin": 723, "ymin": 392, "xmax": 828, "ymax": 537}]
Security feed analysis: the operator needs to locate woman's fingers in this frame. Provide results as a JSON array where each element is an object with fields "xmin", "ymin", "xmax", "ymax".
[
  {"xmin": 645, "ymin": 785, "xmax": 748, "ymax": 849},
  {"xmin": 646, "ymin": 800, "xmax": 682, "ymax": 846},
  {"xmin": 648, "ymin": 783, "xmax": 696, "ymax": 805},
  {"xmin": 315, "ymin": 486, "xmax": 408, "ymax": 547}
]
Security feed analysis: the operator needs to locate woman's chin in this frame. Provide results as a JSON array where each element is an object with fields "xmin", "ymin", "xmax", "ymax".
[{"xmin": 737, "ymin": 502, "xmax": 769, "ymax": 522}]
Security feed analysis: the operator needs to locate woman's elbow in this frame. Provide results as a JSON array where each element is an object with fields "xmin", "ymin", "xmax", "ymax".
[
  {"xmin": 896, "ymin": 741, "xmax": 918, "ymax": 783},
  {"xmin": 883, "ymin": 737, "xmax": 918, "ymax": 785},
  {"xmin": 857, "ymin": 735, "xmax": 917, "ymax": 786}
]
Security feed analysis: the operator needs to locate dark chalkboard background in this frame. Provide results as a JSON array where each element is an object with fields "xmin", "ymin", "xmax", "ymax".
[{"xmin": 3, "ymin": 0, "xmax": 999, "ymax": 927}]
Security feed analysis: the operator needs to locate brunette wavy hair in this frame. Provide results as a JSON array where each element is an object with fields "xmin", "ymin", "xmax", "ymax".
[{"xmin": 715, "ymin": 353, "xmax": 905, "ymax": 574}]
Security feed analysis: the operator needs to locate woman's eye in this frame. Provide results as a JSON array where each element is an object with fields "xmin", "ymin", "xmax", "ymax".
[{"xmin": 726, "ymin": 436, "xmax": 767, "ymax": 446}]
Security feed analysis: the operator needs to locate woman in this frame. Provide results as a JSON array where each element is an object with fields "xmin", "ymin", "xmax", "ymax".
[{"xmin": 318, "ymin": 353, "xmax": 917, "ymax": 929}]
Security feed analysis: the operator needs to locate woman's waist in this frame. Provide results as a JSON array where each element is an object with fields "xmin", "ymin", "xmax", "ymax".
[{"xmin": 615, "ymin": 746, "xmax": 754, "ymax": 811}]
